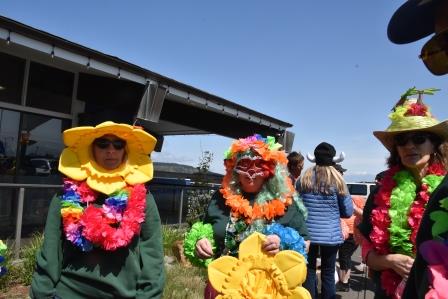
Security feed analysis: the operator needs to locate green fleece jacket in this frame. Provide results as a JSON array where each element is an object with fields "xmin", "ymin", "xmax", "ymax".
[
  {"xmin": 204, "ymin": 191, "xmax": 309, "ymax": 256},
  {"xmin": 30, "ymin": 192, "xmax": 165, "ymax": 299}
]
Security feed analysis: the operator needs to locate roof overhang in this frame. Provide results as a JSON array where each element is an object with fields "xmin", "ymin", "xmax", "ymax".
[{"xmin": 0, "ymin": 15, "xmax": 295, "ymax": 151}]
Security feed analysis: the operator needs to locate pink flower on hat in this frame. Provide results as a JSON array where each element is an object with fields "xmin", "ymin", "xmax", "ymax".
[{"xmin": 405, "ymin": 103, "xmax": 428, "ymax": 116}]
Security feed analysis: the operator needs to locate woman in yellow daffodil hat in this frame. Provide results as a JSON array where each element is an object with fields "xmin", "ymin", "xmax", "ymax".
[
  {"xmin": 59, "ymin": 121, "xmax": 156, "ymax": 194},
  {"xmin": 30, "ymin": 121, "xmax": 165, "ymax": 299}
]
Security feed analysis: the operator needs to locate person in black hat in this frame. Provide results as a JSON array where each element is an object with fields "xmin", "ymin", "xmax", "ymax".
[
  {"xmin": 299, "ymin": 142, "xmax": 353, "ymax": 299},
  {"xmin": 388, "ymin": 0, "xmax": 448, "ymax": 75},
  {"xmin": 387, "ymin": 1, "xmax": 448, "ymax": 298}
]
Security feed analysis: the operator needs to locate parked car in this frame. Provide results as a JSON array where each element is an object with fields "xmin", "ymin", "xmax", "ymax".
[
  {"xmin": 29, "ymin": 158, "xmax": 58, "ymax": 175},
  {"xmin": 347, "ymin": 182, "xmax": 376, "ymax": 200}
]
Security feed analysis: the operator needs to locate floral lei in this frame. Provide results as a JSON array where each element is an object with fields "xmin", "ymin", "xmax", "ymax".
[
  {"xmin": 60, "ymin": 178, "xmax": 146, "ymax": 251},
  {"xmin": 370, "ymin": 163, "xmax": 446, "ymax": 296},
  {"xmin": 220, "ymin": 184, "xmax": 293, "ymax": 224},
  {"xmin": 220, "ymin": 135, "xmax": 294, "ymax": 224}
]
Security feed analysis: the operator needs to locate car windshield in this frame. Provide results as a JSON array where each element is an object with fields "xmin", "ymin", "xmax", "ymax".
[{"xmin": 347, "ymin": 184, "xmax": 367, "ymax": 196}]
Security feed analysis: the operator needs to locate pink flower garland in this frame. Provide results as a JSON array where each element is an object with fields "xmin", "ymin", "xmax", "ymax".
[
  {"xmin": 79, "ymin": 184, "xmax": 146, "ymax": 251},
  {"xmin": 370, "ymin": 164, "xmax": 446, "ymax": 297}
]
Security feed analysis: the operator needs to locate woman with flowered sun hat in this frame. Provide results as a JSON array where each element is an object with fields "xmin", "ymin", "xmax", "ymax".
[
  {"xmin": 358, "ymin": 87, "xmax": 448, "ymax": 299},
  {"xmin": 184, "ymin": 134, "xmax": 309, "ymax": 299},
  {"xmin": 30, "ymin": 121, "xmax": 165, "ymax": 299}
]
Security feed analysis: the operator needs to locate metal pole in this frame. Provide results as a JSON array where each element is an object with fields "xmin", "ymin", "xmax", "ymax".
[
  {"xmin": 14, "ymin": 187, "xmax": 25, "ymax": 259},
  {"xmin": 178, "ymin": 188, "xmax": 184, "ymax": 226}
]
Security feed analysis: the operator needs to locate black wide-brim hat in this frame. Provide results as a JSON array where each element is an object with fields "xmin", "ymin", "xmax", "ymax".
[{"xmin": 388, "ymin": 0, "xmax": 441, "ymax": 44}]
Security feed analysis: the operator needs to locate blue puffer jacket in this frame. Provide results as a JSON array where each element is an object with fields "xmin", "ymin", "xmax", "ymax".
[{"xmin": 300, "ymin": 190, "xmax": 353, "ymax": 245}]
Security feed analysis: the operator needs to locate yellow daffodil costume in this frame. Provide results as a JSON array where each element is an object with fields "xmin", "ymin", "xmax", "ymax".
[
  {"xmin": 59, "ymin": 121, "xmax": 157, "ymax": 195},
  {"xmin": 208, "ymin": 232, "xmax": 311, "ymax": 299}
]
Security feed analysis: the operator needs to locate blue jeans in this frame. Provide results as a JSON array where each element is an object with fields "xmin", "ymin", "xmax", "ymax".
[{"xmin": 303, "ymin": 243, "xmax": 339, "ymax": 299}]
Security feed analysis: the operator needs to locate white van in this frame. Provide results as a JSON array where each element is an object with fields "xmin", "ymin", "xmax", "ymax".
[{"xmin": 347, "ymin": 182, "xmax": 376, "ymax": 199}]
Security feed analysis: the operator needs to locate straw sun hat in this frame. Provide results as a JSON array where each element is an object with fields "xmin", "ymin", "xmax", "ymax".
[
  {"xmin": 59, "ymin": 121, "xmax": 157, "ymax": 194},
  {"xmin": 373, "ymin": 87, "xmax": 448, "ymax": 152}
]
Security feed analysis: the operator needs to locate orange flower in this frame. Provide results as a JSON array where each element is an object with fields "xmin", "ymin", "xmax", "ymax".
[{"xmin": 220, "ymin": 134, "xmax": 295, "ymax": 224}]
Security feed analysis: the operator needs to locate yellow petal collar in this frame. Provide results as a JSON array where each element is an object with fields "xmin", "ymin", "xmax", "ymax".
[{"xmin": 208, "ymin": 232, "xmax": 310, "ymax": 299}]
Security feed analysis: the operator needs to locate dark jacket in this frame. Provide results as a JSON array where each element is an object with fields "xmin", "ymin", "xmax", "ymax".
[
  {"xmin": 30, "ymin": 192, "xmax": 165, "ymax": 299},
  {"xmin": 402, "ymin": 175, "xmax": 448, "ymax": 298},
  {"xmin": 204, "ymin": 191, "xmax": 309, "ymax": 256}
]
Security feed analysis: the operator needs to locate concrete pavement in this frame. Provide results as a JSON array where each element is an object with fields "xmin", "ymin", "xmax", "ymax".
[{"xmin": 316, "ymin": 247, "xmax": 375, "ymax": 299}]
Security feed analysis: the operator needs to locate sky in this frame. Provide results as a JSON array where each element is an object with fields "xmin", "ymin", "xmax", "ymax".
[{"xmin": 2, "ymin": 1, "xmax": 447, "ymax": 182}]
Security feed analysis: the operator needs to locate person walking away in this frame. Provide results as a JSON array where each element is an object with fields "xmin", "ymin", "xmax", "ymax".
[{"xmin": 299, "ymin": 142, "xmax": 353, "ymax": 299}]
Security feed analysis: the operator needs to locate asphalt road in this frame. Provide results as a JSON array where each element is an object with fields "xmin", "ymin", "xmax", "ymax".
[{"xmin": 316, "ymin": 247, "xmax": 375, "ymax": 299}]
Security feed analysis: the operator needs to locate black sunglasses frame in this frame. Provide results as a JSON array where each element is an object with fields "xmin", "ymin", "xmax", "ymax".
[
  {"xmin": 394, "ymin": 133, "xmax": 431, "ymax": 147},
  {"xmin": 93, "ymin": 138, "xmax": 126, "ymax": 150}
]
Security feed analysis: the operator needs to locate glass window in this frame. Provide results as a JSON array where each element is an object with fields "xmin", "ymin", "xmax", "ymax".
[
  {"xmin": 16, "ymin": 113, "xmax": 70, "ymax": 184},
  {"xmin": 0, "ymin": 109, "xmax": 20, "ymax": 181},
  {"xmin": 22, "ymin": 188, "xmax": 59, "ymax": 236},
  {"xmin": 27, "ymin": 62, "xmax": 74, "ymax": 114},
  {"xmin": 0, "ymin": 188, "xmax": 15, "ymax": 239},
  {"xmin": 347, "ymin": 184, "xmax": 367, "ymax": 196},
  {"xmin": 0, "ymin": 52, "xmax": 26, "ymax": 105}
]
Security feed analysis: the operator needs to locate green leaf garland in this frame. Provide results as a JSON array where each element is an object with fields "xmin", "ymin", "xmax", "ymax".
[{"xmin": 184, "ymin": 222, "xmax": 216, "ymax": 267}]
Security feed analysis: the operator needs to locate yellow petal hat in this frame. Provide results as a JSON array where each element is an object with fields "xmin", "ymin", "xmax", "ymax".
[
  {"xmin": 59, "ymin": 121, "xmax": 157, "ymax": 195},
  {"xmin": 373, "ymin": 88, "xmax": 448, "ymax": 152},
  {"xmin": 208, "ymin": 232, "xmax": 310, "ymax": 299}
]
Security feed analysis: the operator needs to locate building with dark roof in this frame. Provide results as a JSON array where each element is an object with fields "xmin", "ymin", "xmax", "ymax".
[{"xmin": 0, "ymin": 15, "xmax": 294, "ymax": 251}]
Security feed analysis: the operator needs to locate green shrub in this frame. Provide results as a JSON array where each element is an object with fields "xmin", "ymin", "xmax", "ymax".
[
  {"xmin": 0, "ymin": 232, "xmax": 43, "ymax": 291},
  {"xmin": 20, "ymin": 232, "xmax": 44, "ymax": 285},
  {"xmin": 185, "ymin": 188, "xmax": 215, "ymax": 226},
  {"xmin": 0, "ymin": 240, "xmax": 18, "ymax": 291},
  {"xmin": 186, "ymin": 151, "xmax": 216, "ymax": 226}
]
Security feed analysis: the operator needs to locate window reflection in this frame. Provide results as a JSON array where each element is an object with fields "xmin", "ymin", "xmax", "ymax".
[
  {"xmin": 0, "ymin": 109, "xmax": 19, "ymax": 180},
  {"xmin": 16, "ymin": 113, "xmax": 70, "ymax": 184}
]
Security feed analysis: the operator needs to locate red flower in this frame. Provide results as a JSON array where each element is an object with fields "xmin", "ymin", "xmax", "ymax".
[
  {"xmin": 428, "ymin": 163, "xmax": 447, "ymax": 176},
  {"xmin": 405, "ymin": 103, "xmax": 428, "ymax": 116},
  {"xmin": 75, "ymin": 184, "xmax": 147, "ymax": 251},
  {"xmin": 78, "ymin": 181, "xmax": 97, "ymax": 203}
]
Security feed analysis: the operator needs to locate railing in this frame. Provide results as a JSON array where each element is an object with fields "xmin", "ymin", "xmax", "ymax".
[
  {"xmin": 0, "ymin": 178, "xmax": 220, "ymax": 257},
  {"xmin": 0, "ymin": 183, "xmax": 61, "ymax": 258}
]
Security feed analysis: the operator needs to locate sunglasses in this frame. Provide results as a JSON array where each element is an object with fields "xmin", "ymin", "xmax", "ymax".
[
  {"xmin": 419, "ymin": 29, "xmax": 448, "ymax": 76},
  {"xmin": 394, "ymin": 133, "xmax": 430, "ymax": 147},
  {"xmin": 93, "ymin": 138, "xmax": 126, "ymax": 150}
]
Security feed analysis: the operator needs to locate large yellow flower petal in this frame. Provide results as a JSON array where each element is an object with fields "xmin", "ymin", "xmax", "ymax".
[
  {"xmin": 208, "ymin": 256, "xmax": 239, "ymax": 292},
  {"xmin": 208, "ymin": 232, "xmax": 310, "ymax": 299},
  {"xmin": 86, "ymin": 176, "xmax": 126, "ymax": 194},
  {"xmin": 274, "ymin": 250, "xmax": 308, "ymax": 288},
  {"xmin": 289, "ymin": 287, "xmax": 312, "ymax": 299},
  {"xmin": 238, "ymin": 232, "xmax": 267, "ymax": 260},
  {"xmin": 59, "ymin": 148, "xmax": 88, "ymax": 181}
]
